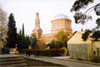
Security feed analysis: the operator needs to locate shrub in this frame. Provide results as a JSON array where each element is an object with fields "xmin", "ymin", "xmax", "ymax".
[{"xmin": 22, "ymin": 48, "xmax": 65, "ymax": 56}]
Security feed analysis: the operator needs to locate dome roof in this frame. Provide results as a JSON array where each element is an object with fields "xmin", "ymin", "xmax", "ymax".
[{"xmin": 52, "ymin": 14, "xmax": 70, "ymax": 20}]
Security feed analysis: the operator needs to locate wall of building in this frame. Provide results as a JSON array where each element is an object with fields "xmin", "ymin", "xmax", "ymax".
[
  {"xmin": 51, "ymin": 19, "xmax": 72, "ymax": 34},
  {"xmin": 93, "ymin": 41, "xmax": 100, "ymax": 57},
  {"xmin": 68, "ymin": 44, "xmax": 89, "ymax": 60},
  {"xmin": 67, "ymin": 32, "xmax": 100, "ymax": 61}
]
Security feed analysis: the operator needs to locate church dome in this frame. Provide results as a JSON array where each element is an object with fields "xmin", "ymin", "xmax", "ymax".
[{"xmin": 52, "ymin": 14, "xmax": 70, "ymax": 20}]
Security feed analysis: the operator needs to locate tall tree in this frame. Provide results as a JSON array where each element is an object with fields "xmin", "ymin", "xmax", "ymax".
[
  {"xmin": 6, "ymin": 13, "xmax": 17, "ymax": 48},
  {"xmin": 17, "ymin": 24, "xmax": 30, "ymax": 50},
  {"xmin": 0, "ymin": 6, "xmax": 7, "ymax": 47},
  {"xmin": 22, "ymin": 23, "xmax": 24, "ymax": 37}
]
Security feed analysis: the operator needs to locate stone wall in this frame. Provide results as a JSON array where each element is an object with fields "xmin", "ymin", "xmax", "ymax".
[{"xmin": 68, "ymin": 44, "xmax": 88, "ymax": 60}]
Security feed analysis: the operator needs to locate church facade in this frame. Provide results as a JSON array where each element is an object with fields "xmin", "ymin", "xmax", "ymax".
[{"xmin": 32, "ymin": 13, "xmax": 72, "ymax": 44}]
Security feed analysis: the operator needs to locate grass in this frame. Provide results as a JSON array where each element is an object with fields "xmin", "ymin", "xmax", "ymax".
[{"xmin": 25, "ymin": 58, "xmax": 65, "ymax": 66}]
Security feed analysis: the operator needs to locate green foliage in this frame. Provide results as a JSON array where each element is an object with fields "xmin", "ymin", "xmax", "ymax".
[
  {"xmin": 54, "ymin": 30, "xmax": 69, "ymax": 48},
  {"xmin": 71, "ymin": 0, "xmax": 100, "ymax": 27},
  {"xmin": 17, "ymin": 33, "xmax": 37, "ymax": 50},
  {"xmin": 17, "ymin": 34, "xmax": 30, "ymax": 49},
  {"xmin": 22, "ymin": 49, "xmax": 65, "ymax": 56},
  {"xmin": 22, "ymin": 23, "xmax": 24, "ymax": 37},
  {"xmin": 96, "ymin": 18, "xmax": 100, "ymax": 28},
  {"xmin": 47, "ymin": 40, "xmax": 57, "ymax": 49},
  {"xmin": 71, "ymin": 0, "xmax": 94, "ymax": 11},
  {"xmin": 91, "ymin": 31, "xmax": 100, "ymax": 41},
  {"xmin": 94, "ymin": 3, "xmax": 100, "ymax": 16},
  {"xmin": 24, "ymin": 36, "xmax": 30, "ymax": 48},
  {"xmin": 16, "ymin": 23, "xmax": 31, "ymax": 49},
  {"xmin": 31, "ymin": 34, "xmax": 37, "ymax": 48},
  {"xmin": 6, "ymin": 13, "xmax": 17, "ymax": 48},
  {"xmin": 71, "ymin": 0, "xmax": 100, "ymax": 41},
  {"xmin": 16, "ymin": 34, "xmax": 23, "ymax": 49},
  {"xmin": 82, "ymin": 30, "xmax": 100, "ymax": 41},
  {"xmin": 82, "ymin": 29, "xmax": 92, "ymax": 41}
]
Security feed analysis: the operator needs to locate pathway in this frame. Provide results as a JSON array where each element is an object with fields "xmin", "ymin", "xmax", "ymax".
[{"xmin": 24, "ymin": 55, "xmax": 100, "ymax": 67}]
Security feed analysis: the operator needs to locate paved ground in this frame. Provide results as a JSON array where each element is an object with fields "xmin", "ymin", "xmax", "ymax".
[
  {"xmin": 24, "ymin": 55, "xmax": 100, "ymax": 67},
  {"xmin": 53, "ymin": 56, "xmax": 100, "ymax": 66},
  {"xmin": 52, "ymin": 56, "xmax": 70, "ymax": 59},
  {"xmin": 0, "ymin": 54, "xmax": 100, "ymax": 67},
  {"xmin": 0, "ymin": 54, "xmax": 23, "ymax": 58}
]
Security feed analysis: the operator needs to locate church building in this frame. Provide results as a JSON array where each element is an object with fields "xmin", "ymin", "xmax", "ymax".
[
  {"xmin": 32, "ymin": 13, "xmax": 42, "ymax": 38},
  {"xmin": 51, "ymin": 14, "xmax": 72, "ymax": 34},
  {"xmin": 32, "ymin": 13, "xmax": 72, "ymax": 44}
]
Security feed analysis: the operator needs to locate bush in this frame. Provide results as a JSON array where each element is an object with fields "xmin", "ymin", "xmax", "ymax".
[{"xmin": 22, "ymin": 48, "xmax": 65, "ymax": 56}]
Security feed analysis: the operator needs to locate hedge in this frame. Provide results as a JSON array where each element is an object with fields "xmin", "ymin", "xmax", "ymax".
[{"xmin": 20, "ymin": 48, "xmax": 65, "ymax": 56}]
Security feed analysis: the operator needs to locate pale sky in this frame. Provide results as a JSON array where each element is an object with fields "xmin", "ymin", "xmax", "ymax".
[{"xmin": 0, "ymin": 0, "xmax": 100, "ymax": 35}]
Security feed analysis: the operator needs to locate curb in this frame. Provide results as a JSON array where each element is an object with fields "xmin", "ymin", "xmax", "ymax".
[{"xmin": 65, "ymin": 59, "xmax": 100, "ymax": 66}]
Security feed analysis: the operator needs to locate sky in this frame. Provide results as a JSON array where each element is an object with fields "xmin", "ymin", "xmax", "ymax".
[{"xmin": 0, "ymin": 0, "xmax": 100, "ymax": 35}]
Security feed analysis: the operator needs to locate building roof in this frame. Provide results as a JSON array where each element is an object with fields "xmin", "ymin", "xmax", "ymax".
[
  {"xmin": 52, "ymin": 14, "xmax": 70, "ymax": 20},
  {"xmin": 67, "ymin": 32, "xmax": 92, "ymax": 44}
]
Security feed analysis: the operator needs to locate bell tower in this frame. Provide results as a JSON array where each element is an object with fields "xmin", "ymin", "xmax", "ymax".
[{"xmin": 32, "ymin": 13, "xmax": 42, "ymax": 38}]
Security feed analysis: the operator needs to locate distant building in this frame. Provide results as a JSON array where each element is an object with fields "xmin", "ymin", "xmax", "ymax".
[
  {"xmin": 32, "ymin": 13, "xmax": 42, "ymax": 38},
  {"xmin": 32, "ymin": 13, "xmax": 72, "ymax": 44},
  {"xmin": 67, "ymin": 31, "xmax": 100, "ymax": 61},
  {"xmin": 51, "ymin": 14, "xmax": 72, "ymax": 34}
]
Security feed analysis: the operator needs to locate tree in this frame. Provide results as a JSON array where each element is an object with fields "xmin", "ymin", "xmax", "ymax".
[
  {"xmin": 17, "ymin": 33, "xmax": 30, "ymax": 49},
  {"xmin": 17, "ymin": 24, "xmax": 30, "ymax": 49},
  {"xmin": 82, "ymin": 29, "xmax": 92, "ymax": 41},
  {"xmin": 36, "ymin": 37, "xmax": 46, "ymax": 49},
  {"xmin": 54, "ymin": 30, "xmax": 69, "ymax": 48},
  {"xmin": 16, "ymin": 33, "xmax": 23, "ymax": 49},
  {"xmin": 71, "ymin": 0, "xmax": 100, "ymax": 41},
  {"xmin": 6, "ymin": 13, "xmax": 17, "ymax": 48},
  {"xmin": 31, "ymin": 34, "xmax": 37, "ymax": 48},
  {"xmin": 91, "ymin": 31, "xmax": 100, "ymax": 41},
  {"xmin": 46, "ymin": 39, "xmax": 57, "ymax": 49},
  {"xmin": 96, "ymin": 18, "xmax": 100, "ymax": 28},
  {"xmin": 0, "ymin": 6, "xmax": 7, "ymax": 47},
  {"xmin": 22, "ymin": 23, "xmax": 24, "ymax": 37},
  {"xmin": 71, "ymin": 0, "xmax": 94, "ymax": 12},
  {"xmin": 24, "ymin": 36, "xmax": 30, "ymax": 48},
  {"xmin": 71, "ymin": 0, "xmax": 100, "ymax": 25}
]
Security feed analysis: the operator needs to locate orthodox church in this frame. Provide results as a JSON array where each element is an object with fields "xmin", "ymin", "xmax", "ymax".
[
  {"xmin": 32, "ymin": 13, "xmax": 72, "ymax": 44},
  {"xmin": 32, "ymin": 13, "xmax": 43, "ymax": 38}
]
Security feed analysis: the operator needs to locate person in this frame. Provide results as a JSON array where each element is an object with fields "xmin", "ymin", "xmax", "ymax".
[
  {"xmin": 26, "ymin": 51, "xmax": 28, "ymax": 56},
  {"xmin": 34, "ymin": 51, "xmax": 37, "ymax": 57},
  {"xmin": 37, "ymin": 52, "xmax": 39, "ymax": 57},
  {"xmin": 26, "ymin": 45, "xmax": 32, "ymax": 57},
  {"xmin": 28, "ymin": 50, "xmax": 31, "ymax": 56},
  {"xmin": 34, "ymin": 52, "xmax": 39, "ymax": 57}
]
